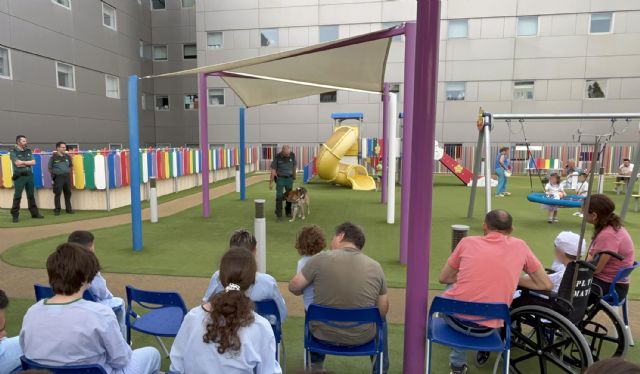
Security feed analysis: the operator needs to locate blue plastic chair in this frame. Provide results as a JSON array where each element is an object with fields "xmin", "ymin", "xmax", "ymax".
[
  {"xmin": 34, "ymin": 284, "xmax": 97, "ymax": 302},
  {"xmin": 21, "ymin": 356, "xmax": 107, "ymax": 373},
  {"xmin": 303, "ymin": 304, "xmax": 385, "ymax": 373},
  {"xmin": 125, "ymin": 285, "xmax": 188, "ymax": 357},
  {"xmin": 427, "ymin": 296, "xmax": 511, "ymax": 374},
  {"xmin": 601, "ymin": 261, "xmax": 640, "ymax": 346},
  {"xmin": 255, "ymin": 299, "xmax": 285, "ymax": 367}
]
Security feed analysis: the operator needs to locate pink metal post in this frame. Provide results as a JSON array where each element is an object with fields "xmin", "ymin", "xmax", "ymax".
[
  {"xmin": 399, "ymin": 22, "xmax": 416, "ymax": 265},
  {"xmin": 402, "ymin": 1, "xmax": 440, "ymax": 373},
  {"xmin": 198, "ymin": 73, "xmax": 210, "ymax": 218},
  {"xmin": 381, "ymin": 83, "xmax": 390, "ymax": 203}
]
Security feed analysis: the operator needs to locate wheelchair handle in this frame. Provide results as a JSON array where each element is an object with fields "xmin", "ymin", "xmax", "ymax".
[
  {"xmin": 593, "ymin": 250, "xmax": 625, "ymax": 262},
  {"xmin": 575, "ymin": 260, "xmax": 597, "ymax": 271}
]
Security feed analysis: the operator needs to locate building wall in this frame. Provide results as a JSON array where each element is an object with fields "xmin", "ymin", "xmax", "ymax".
[
  {"xmin": 196, "ymin": 0, "xmax": 640, "ymax": 147},
  {"xmin": 0, "ymin": 0, "xmax": 196, "ymax": 150}
]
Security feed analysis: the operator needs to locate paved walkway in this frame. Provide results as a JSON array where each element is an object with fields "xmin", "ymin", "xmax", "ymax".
[{"xmin": 0, "ymin": 175, "xmax": 637, "ymax": 330}]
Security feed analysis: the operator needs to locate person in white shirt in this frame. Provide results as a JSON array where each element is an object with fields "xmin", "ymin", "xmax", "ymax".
[
  {"xmin": 19, "ymin": 243, "xmax": 160, "ymax": 374},
  {"xmin": 573, "ymin": 173, "xmax": 589, "ymax": 217},
  {"xmin": 68, "ymin": 230, "xmax": 126, "ymax": 338},
  {"xmin": 170, "ymin": 248, "xmax": 282, "ymax": 374},
  {"xmin": 616, "ymin": 158, "xmax": 634, "ymax": 193},
  {"xmin": 0, "ymin": 290, "xmax": 21, "ymax": 374},
  {"xmin": 543, "ymin": 173, "xmax": 565, "ymax": 223},
  {"xmin": 548, "ymin": 232, "xmax": 586, "ymax": 292},
  {"xmin": 203, "ymin": 229, "xmax": 287, "ymax": 322}
]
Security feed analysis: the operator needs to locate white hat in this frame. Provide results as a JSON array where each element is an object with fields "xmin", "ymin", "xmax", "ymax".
[{"xmin": 554, "ymin": 231, "xmax": 586, "ymax": 257}]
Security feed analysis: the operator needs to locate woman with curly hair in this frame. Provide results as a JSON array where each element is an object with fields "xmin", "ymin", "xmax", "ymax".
[
  {"xmin": 294, "ymin": 225, "xmax": 327, "ymax": 310},
  {"xmin": 584, "ymin": 194, "xmax": 636, "ymax": 300},
  {"xmin": 170, "ymin": 247, "xmax": 281, "ymax": 374}
]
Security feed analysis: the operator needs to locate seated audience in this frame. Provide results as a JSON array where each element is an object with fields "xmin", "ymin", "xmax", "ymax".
[
  {"xmin": 585, "ymin": 358, "xmax": 640, "ymax": 373},
  {"xmin": 584, "ymin": 195, "xmax": 636, "ymax": 300},
  {"xmin": 616, "ymin": 158, "xmax": 634, "ymax": 193},
  {"xmin": 439, "ymin": 210, "xmax": 552, "ymax": 374},
  {"xmin": 19, "ymin": 243, "xmax": 160, "ymax": 374},
  {"xmin": 0, "ymin": 289, "xmax": 21, "ymax": 374},
  {"xmin": 170, "ymin": 248, "xmax": 281, "ymax": 374},
  {"xmin": 67, "ymin": 230, "xmax": 126, "ymax": 337},
  {"xmin": 289, "ymin": 222, "xmax": 389, "ymax": 374},
  {"xmin": 294, "ymin": 225, "xmax": 327, "ymax": 311},
  {"xmin": 545, "ymin": 231, "xmax": 585, "ymax": 292},
  {"xmin": 203, "ymin": 229, "xmax": 287, "ymax": 322}
]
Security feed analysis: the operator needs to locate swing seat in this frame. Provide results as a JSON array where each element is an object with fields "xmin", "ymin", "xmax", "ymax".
[{"xmin": 526, "ymin": 193, "xmax": 584, "ymax": 208}]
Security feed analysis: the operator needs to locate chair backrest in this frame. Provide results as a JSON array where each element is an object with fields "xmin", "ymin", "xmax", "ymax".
[
  {"xmin": 254, "ymin": 299, "xmax": 282, "ymax": 341},
  {"xmin": 557, "ymin": 261, "xmax": 595, "ymax": 323},
  {"xmin": 125, "ymin": 285, "xmax": 188, "ymax": 314},
  {"xmin": 21, "ymin": 356, "xmax": 107, "ymax": 374},
  {"xmin": 306, "ymin": 304, "xmax": 383, "ymax": 326},
  {"xmin": 34, "ymin": 284, "xmax": 98, "ymax": 303},
  {"xmin": 604, "ymin": 261, "xmax": 640, "ymax": 305},
  {"xmin": 428, "ymin": 296, "xmax": 510, "ymax": 325}
]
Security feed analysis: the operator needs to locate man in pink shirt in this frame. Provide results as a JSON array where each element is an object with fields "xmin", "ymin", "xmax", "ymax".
[{"xmin": 439, "ymin": 209, "xmax": 552, "ymax": 374}]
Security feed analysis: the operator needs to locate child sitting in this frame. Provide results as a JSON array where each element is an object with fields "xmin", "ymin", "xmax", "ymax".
[
  {"xmin": 548, "ymin": 231, "xmax": 585, "ymax": 292},
  {"xmin": 68, "ymin": 230, "xmax": 126, "ymax": 338},
  {"xmin": 0, "ymin": 289, "xmax": 22, "ymax": 374},
  {"xmin": 294, "ymin": 225, "xmax": 327, "ymax": 310},
  {"xmin": 544, "ymin": 173, "xmax": 565, "ymax": 223},
  {"xmin": 573, "ymin": 172, "xmax": 589, "ymax": 217},
  {"xmin": 20, "ymin": 243, "xmax": 160, "ymax": 373}
]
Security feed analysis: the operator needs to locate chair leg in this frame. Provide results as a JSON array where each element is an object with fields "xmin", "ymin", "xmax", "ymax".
[
  {"xmin": 378, "ymin": 352, "xmax": 384, "ymax": 374},
  {"xmin": 303, "ymin": 349, "xmax": 308, "ymax": 370},
  {"xmin": 425, "ymin": 339, "xmax": 432, "ymax": 374},
  {"xmin": 279, "ymin": 340, "xmax": 286, "ymax": 373},
  {"xmin": 623, "ymin": 300, "xmax": 635, "ymax": 347},
  {"xmin": 502, "ymin": 350, "xmax": 510, "ymax": 374},
  {"xmin": 155, "ymin": 336, "xmax": 170, "ymax": 358}
]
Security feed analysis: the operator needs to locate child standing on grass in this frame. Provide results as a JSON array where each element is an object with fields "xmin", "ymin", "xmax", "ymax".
[
  {"xmin": 573, "ymin": 172, "xmax": 589, "ymax": 217},
  {"xmin": 544, "ymin": 173, "xmax": 565, "ymax": 223},
  {"xmin": 294, "ymin": 225, "xmax": 327, "ymax": 310}
]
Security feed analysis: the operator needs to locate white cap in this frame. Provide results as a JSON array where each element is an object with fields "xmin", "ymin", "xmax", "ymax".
[{"xmin": 554, "ymin": 231, "xmax": 586, "ymax": 257}]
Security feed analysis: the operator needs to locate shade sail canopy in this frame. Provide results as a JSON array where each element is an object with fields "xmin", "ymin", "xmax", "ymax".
[{"xmin": 143, "ymin": 25, "xmax": 405, "ymax": 107}]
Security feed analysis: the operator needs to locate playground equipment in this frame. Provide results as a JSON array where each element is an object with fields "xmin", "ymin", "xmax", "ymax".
[
  {"xmin": 526, "ymin": 192, "xmax": 584, "ymax": 208},
  {"xmin": 316, "ymin": 113, "xmax": 376, "ymax": 191}
]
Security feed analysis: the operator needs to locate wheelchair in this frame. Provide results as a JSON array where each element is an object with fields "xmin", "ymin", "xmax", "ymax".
[{"xmin": 505, "ymin": 251, "xmax": 630, "ymax": 374}]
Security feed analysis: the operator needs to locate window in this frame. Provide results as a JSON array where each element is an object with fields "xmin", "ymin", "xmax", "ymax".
[
  {"xmin": 102, "ymin": 3, "xmax": 117, "ymax": 30},
  {"xmin": 153, "ymin": 45, "xmax": 168, "ymax": 61},
  {"xmin": 184, "ymin": 94, "xmax": 198, "ymax": 110},
  {"xmin": 208, "ymin": 88, "xmax": 225, "ymax": 105},
  {"xmin": 207, "ymin": 32, "xmax": 223, "ymax": 49},
  {"xmin": 0, "ymin": 47, "xmax": 11, "ymax": 79},
  {"xmin": 320, "ymin": 91, "xmax": 337, "ymax": 103},
  {"xmin": 52, "ymin": 0, "xmax": 71, "ymax": 9},
  {"xmin": 56, "ymin": 62, "xmax": 75, "ymax": 90},
  {"xmin": 319, "ymin": 25, "xmax": 339, "ymax": 43},
  {"xmin": 517, "ymin": 16, "xmax": 538, "ymax": 37},
  {"xmin": 585, "ymin": 79, "xmax": 607, "ymax": 99},
  {"xmin": 183, "ymin": 44, "xmax": 197, "ymax": 59},
  {"xmin": 155, "ymin": 95, "xmax": 170, "ymax": 111},
  {"xmin": 382, "ymin": 22, "xmax": 403, "ymax": 42},
  {"xmin": 447, "ymin": 19, "xmax": 468, "ymax": 38},
  {"xmin": 260, "ymin": 29, "xmax": 279, "ymax": 47},
  {"xmin": 139, "ymin": 40, "xmax": 144, "ymax": 58},
  {"xmin": 590, "ymin": 12, "xmax": 613, "ymax": 34},
  {"xmin": 513, "ymin": 81, "xmax": 534, "ymax": 100},
  {"xmin": 182, "ymin": 0, "xmax": 195, "ymax": 7},
  {"xmin": 142, "ymin": 93, "xmax": 154, "ymax": 110},
  {"xmin": 150, "ymin": 0, "xmax": 165, "ymax": 10},
  {"xmin": 445, "ymin": 82, "xmax": 465, "ymax": 100},
  {"xmin": 105, "ymin": 75, "xmax": 120, "ymax": 99}
]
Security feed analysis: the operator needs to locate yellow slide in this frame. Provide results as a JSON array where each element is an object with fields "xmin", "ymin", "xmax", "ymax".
[{"xmin": 316, "ymin": 126, "xmax": 376, "ymax": 191}]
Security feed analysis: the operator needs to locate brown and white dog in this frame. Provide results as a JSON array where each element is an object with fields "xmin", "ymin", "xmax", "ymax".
[{"xmin": 284, "ymin": 187, "xmax": 310, "ymax": 222}]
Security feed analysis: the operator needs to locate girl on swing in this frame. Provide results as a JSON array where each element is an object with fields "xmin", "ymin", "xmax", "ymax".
[{"xmin": 543, "ymin": 173, "xmax": 565, "ymax": 223}]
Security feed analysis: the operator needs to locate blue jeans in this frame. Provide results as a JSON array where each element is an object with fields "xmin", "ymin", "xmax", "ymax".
[
  {"xmin": 496, "ymin": 168, "xmax": 507, "ymax": 195},
  {"xmin": 309, "ymin": 322, "xmax": 389, "ymax": 374}
]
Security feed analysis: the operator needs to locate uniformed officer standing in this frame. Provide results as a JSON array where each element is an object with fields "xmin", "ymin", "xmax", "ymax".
[
  {"xmin": 10, "ymin": 135, "xmax": 44, "ymax": 223},
  {"xmin": 48, "ymin": 141, "xmax": 74, "ymax": 216},
  {"xmin": 269, "ymin": 145, "xmax": 296, "ymax": 221}
]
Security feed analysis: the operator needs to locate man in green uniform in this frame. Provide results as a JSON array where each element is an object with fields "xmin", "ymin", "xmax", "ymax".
[
  {"xmin": 269, "ymin": 145, "xmax": 296, "ymax": 221},
  {"xmin": 10, "ymin": 135, "xmax": 44, "ymax": 223},
  {"xmin": 48, "ymin": 141, "xmax": 74, "ymax": 215}
]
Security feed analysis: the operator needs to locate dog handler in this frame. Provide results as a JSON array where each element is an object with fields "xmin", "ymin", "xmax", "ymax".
[
  {"xmin": 49, "ymin": 141, "xmax": 74, "ymax": 215},
  {"xmin": 269, "ymin": 145, "xmax": 296, "ymax": 221},
  {"xmin": 10, "ymin": 135, "xmax": 44, "ymax": 223}
]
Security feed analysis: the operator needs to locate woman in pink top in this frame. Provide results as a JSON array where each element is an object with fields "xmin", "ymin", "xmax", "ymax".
[{"xmin": 584, "ymin": 194, "xmax": 636, "ymax": 300}]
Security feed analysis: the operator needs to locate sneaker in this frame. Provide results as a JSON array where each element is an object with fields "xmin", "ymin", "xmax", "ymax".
[
  {"xmin": 503, "ymin": 192, "xmax": 512, "ymax": 196},
  {"xmin": 553, "ymin": 217, "xmax": 559, "ymax": 223},
  {"xmin": 66, "ymin": 210, "xmax": 74, "ymax": 214},
  {"xmin": 576, "ymin": 213, "xmax": 584, "ymax": 218},
  {"xmin": 450, "ymin": 364, "xmax": 469, "ymax": 374},
  {"xmin": 548, "ymin": 218, "xmax": 553, "ymax": 224},
  {"xmin": 572, "ymin": 212, "xmax": 581, "ymax": 217},
  {"xmin": 32, "ymin": 214, "xmax": 44, "ymax": 219},
  {"xmin": 474, "ymin": 351, "xmax": 491, "ymax": 368},
  {"xmin": 496, "ymin": 194, "xmax": 505, "ymax": 198}
]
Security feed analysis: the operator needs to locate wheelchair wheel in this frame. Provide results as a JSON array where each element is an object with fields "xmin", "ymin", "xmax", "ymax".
[
  {"xmin": 510, "ymin": 306, "xmax": 593, "ymax": 374},
  {"xmin": 579, "ymin": 299, "xmax": 629, "ymax": 360}
]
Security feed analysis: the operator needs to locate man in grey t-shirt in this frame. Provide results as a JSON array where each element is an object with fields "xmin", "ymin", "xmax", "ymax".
[{"xmin": 289, "ymin": 222, "xmax": 389, "ymax": 373}]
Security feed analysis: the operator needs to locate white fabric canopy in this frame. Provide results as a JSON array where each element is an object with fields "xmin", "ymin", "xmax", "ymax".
[{"xmin": 143, "ymin": 26, "xmax": 404, "ymax": 107}]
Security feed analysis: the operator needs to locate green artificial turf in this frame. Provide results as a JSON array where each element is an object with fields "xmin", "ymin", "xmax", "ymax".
[
  {"xmin": 3, "ymin": 176, "xmax": 640, "ymax": 297},
  {"xmin": 0, "ymin": 174, "xmax": 252, "ymax": 228}
]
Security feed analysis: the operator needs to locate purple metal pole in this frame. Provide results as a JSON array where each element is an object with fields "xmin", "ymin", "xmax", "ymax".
[
  {"xmin": 198, "ymin": 73, "xmax": 210, "ymax": 218},
  {"xmin": 403, "ymin": 1, "xmax": 440, "ymax": 373},
  {"xmin": 381, "ymin": 83, "xmax": 390, "ymax": 204},
  {"xmin": 399, "ymin": 22, "xmax": 416, "ymax": 265}
]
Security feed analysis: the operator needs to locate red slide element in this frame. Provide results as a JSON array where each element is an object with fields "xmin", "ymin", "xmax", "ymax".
[{"xmin": 439, "ymin": 153, "xmax": 474, "ymax": 185}]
